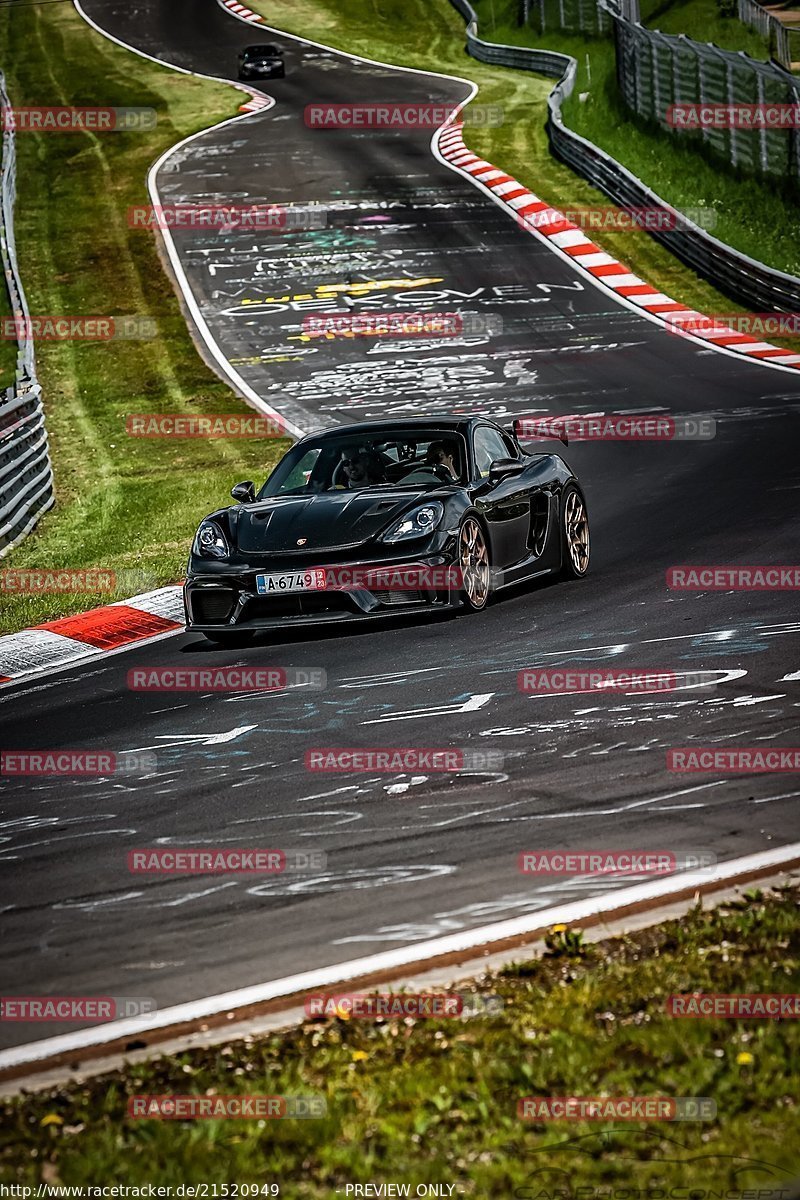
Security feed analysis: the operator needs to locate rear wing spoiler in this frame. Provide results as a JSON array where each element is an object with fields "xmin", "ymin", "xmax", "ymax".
[{"xmin": 509, "ymin": 419, "xmax": 569, "ymax": 448}]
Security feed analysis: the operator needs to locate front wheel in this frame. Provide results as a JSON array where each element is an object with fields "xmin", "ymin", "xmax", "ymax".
[
  {"xmin": 559, "ymin": 485, "xmax": 590, "ymax": 579},
  {"xmin": 458, "ymin": 516, "xmax": 491, "ymax": 612}
]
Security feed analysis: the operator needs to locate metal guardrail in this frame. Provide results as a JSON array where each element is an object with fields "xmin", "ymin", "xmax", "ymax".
[
  {"xmin": 0, "ymin": 70, "xmax": 54, "ymax": 556},
  {"xmin": 737, "ymin": 0, "xmax": 797, "ymax": 71},
  {"xmin": 445, "ymin": 0, "xmax": 800, "ymax": 312}
]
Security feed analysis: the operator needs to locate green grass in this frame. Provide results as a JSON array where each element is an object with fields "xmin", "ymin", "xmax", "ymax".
[
  {"xmin": 1, "ymin": 886, "xmax": 798, "ymax": 1192},
  {"xmin": 0, "ymin": 3, "xmax": 290, "ymax": 633},
  {"xmin": 639, "ymin": 0, "xmax": 770, "ymax": 56},
  {"xmin": 472, "ymin": 0, "xmax": 800, "ymax": 275},
  {"xmin": 250, "ymin": 0, "xmax": 800, "ymax": 284}
]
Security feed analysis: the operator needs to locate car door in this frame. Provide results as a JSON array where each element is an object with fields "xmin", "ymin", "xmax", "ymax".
[{"xmin": 470, "ymin": 425, "xmax": 531, "ymax": 568}]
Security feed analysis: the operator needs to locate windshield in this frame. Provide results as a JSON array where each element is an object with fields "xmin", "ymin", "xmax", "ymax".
[
  {"xmin": 243, "ymin": 45, "xmax": 281, "ymax": 58},
  {"xmin": 259, "ymin": 430, "xmax": 468, "ymax": 497}
]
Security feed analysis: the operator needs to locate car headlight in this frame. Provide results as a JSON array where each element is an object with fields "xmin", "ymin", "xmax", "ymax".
[
  {"xmin": 382, "ymin": 502, "xmax": 444, "ymax": 543},
  {"xmin": 194, "ymin": 520, "xmax": 230, "ymax": 559}
]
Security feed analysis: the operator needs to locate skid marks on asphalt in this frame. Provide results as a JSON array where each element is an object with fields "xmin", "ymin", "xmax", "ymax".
[{"xmin": 329, "ymin": 870, "xmax": 698, "ymax": 945}]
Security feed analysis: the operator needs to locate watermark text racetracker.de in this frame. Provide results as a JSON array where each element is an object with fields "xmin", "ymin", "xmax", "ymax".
[
  {"xmin": 128, "ymin": 1095, "xmax": 326, "ymax": 1120},
  {"xmin": 518, "ymin": 668, "xmax": 710, "ymax": 694},
  {"xmin": 515, "ymin": 414, "xmax": 715, "ymax": 441},
  {"xmin": 667, "ymin": 565, "xmax": 800, "ymax": 589},
  {"xmin": 0, "ymin": 316, "xmax": 156, "ymax": 340},
  {"xmin": 0, "ymin": 996, "xmax": 156, "ymax": 1022},
  {"xmin": 305, "ymin": 748, "xmax": 504, "ymax": 772},
  {"xmin": 304, "ymin": 102, "xmax": 504, "ymax": 129},
  {"xmin": 304, "ymin": 992, "xmax": 504, "ymax": 1019},
  {"xmin": 127, "ymin": 848, "xmax": 326, "ymax": 874},
  {"xmin": 667, "ymin": 311, "xmax": 800, "ymax": 339},
  {"xmin": 518, "ymin": 849, "xmax": 716, "ymax": 875},
  {"xmin": 127, "ymin": 204, "xmax": 327, "ymax": 231},
  {"xmin": 0, "ymin": 568, "xmax": 157, "ymax": 595},
  {"xmin": 0, "ymin": 106, "xmax": 156, "ymax": 131},
  {"xmin": 517, "ymin": 1096, "xmax": 716, "ymax": 1121},
  {"xmin": 301, "ymin": 312, "xmax": 501, "ymax": 339},
  {"xmin": 667, "ymin": 748, "xmax": 800, "ymax": 772},
  {"xmin": 667, "ymin": 101, "xmax": 800, "ymax": 128},
  {"xmin": 668, "ymin": 993, "xmax": 800, "ymax": 1017},
  {"xmin": 0, "ymin": 750, "xmax": 156, "ymax": 776},
  {"xmin": 125, "ymin": 414, "xmax": 286, "ymax": 438},
  {"xmin": 518, "ymin": 205, "xmax": 717, "ymax": 232},
  {"xmin": 127, "ymin": 667, "xmax": 326, "ymax": 693}
]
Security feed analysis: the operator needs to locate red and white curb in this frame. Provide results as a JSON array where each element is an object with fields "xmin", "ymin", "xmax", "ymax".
[
  {"xmin": 436, "ymin": 122, "xmax": 800, "ymax": 372},
  {"xmin": 220, "ymin": 0, "xmax": 262, "ymax": 23},
  {"xmin": 238, "ymin": 94, "xmax": 271, "ymax": 113},
  {"xmin": 0, "ymin": 586, "xmax": 184, "ymax": 688}
]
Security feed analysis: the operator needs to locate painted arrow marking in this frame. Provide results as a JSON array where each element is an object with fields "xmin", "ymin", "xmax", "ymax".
[
  {"xmin": 362, "ymin": 693, "xmax": 495, "ymax": 724},
  {"xmin": 124, "ymin": 725, "xmax": 258, "ymax": 752}
]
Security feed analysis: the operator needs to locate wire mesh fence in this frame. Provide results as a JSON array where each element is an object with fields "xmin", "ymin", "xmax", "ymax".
[
  {"xmin": 0, "ymin": 70, "xmax": 54, "ymax": 556},
  {"xmin": 612, "ymin": 16, "xmax": 800, "ymax": 186},
  {"xmin": 443, "ymin": 0, "xmax": 800, "ymax": 311}
]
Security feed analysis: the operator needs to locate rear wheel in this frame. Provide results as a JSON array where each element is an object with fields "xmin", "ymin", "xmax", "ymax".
[
  {"xmin": 559, "ymin": 485, "xmax": 590, "ymax": 579},
  {"xmin": 458, "ymin": 516, "xmax": 491, "ymax": 612}
]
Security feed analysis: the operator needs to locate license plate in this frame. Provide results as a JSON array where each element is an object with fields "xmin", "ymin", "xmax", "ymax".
[{"xmin": 256, "ymin": 570, "xmax": 326, "ymax": 595}]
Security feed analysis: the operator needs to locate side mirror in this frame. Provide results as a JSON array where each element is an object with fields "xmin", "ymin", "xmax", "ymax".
[
  {"xmin": 488, "ymin": 457, "xmax": 524, "ymax": 484},
  {"xmin": 231, "ymin": 480, "xmax": 255, "ymax": 503}
]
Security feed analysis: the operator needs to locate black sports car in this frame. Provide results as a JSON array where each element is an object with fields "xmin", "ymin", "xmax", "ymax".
[
  {"xmin": 237, "ymin": 43, "xmax": 285, "ymax": 80},
  {"xmin": 184, "ymin": 417, "xmax": 590, "ymax": 644}
]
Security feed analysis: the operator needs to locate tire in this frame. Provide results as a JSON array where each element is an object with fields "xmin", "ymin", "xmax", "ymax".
[
  {"xmin": 202, "ymin": 630, "xmax": 254, "ymax": 647},
  {"xmin": 559, "ymin": 484, "xmax": 590, "ymax": 579},
  {"xmin": 457, "ymin": 515, "xmax": 491, "ymax": 612}
]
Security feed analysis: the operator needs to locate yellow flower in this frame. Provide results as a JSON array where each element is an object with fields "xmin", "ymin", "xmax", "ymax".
[
  {"xmin": 736, "ymin": 1051, "xmax": 754, "ymax": 1065},
  {"xmin": 40, "ymin": 1114, "xmax": 64, "ymax": 1127},
  {"xmin": 352, "ymin": 1050, "xmax": 369, "ymax": 1062},
  {"xmin": 551, "ymin": 924, "xmax": 568, "ymax": 933}
]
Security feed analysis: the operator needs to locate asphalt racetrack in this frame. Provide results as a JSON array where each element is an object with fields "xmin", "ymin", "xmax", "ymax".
[{"xmin": 1, "ymin": 0, "xmax": 799, "ymax": 1052}]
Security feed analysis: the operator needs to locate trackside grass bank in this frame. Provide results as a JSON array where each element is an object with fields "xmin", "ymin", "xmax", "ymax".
[
  {"xmin": 638, "ymin": 0, "xmax": 770, "ymax": 56},
  {"xmin": 1, "ymin": 885, "xmax": 798, "ymax": 1192},
  {"xmin": 251, "ymin": 0, "xmax": 800, "ymax": 288},
  {"xmin": 0, "ymin": 4, "xmax": 289, "ymax": 633},
  {"xmin": 473, "ymin": 0, "xmax": 800, "ymax": 276}
]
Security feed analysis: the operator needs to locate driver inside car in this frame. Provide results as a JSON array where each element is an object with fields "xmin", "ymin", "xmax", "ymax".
[
  {"xmin": 340, "ymin": 448, "xmax": 386, "ymax": 489},
  {"xmin": 424, "ymin": 440, "xmax": 459, "ymax": 480}
]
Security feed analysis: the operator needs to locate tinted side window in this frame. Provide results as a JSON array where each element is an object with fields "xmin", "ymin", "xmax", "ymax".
[{"xmin": 473, "ymin": 426, "xmax": 510, "ymax": 478}]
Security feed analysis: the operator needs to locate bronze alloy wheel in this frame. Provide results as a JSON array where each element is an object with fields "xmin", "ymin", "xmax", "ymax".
[
  {"xmin": 459, "ymin": 516, "xmax": 490, "ymax": 610},
  {"xmin": 563, "ymin": 487, "xmax": 590, "ymax": 577}
]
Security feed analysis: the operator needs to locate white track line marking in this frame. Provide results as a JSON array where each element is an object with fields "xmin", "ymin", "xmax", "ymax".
[
  {"xmin": 73, "ymin": 0, "xmax": 304, "ymax": 439},
  {"xmin": 1, "ymin": 842, "xmax": 797, "ymax": 1072}
]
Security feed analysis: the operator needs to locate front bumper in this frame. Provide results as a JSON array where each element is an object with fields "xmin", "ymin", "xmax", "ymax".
[
  {"xmin": 239, "ymin": 65, "xmax": 284, "ymax": 79},
  {"xmin": 184, "ymin": 554, "xmax": 460, "ymax": 633}
]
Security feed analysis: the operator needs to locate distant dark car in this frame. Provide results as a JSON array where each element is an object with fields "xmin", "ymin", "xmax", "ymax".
[
  {"xmin": 238, "ymin": 43, "xmax": 284, "ymax": 80},
  {"xmin": 184, "ymin": 417, "xmax": 590, "ymax": 644}
]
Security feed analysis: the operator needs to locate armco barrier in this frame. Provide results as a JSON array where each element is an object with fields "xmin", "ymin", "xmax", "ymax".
[
  {"xmin": 445, "ymin": 0, "xmax": 800, "ymax": 313},
  {"xmin": 0, "ymin": 71, "xmax": 54, "ymax": 555}
]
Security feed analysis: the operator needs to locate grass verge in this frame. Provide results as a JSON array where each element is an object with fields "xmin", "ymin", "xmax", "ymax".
[
  {"xmin": 1, "ymin": 885, "xmax": 798, "ymax": 1191},
  {"xmin": 475, "ymin": 0, "xmax": 800, "ymax": 276},
  {"xmin": 0, "ymin": 4, "xmax": 290, "ymax": 634},
  {"xmin": 250, "ymin": 0, "xmax": 800, "ymax": 285},
  {"xmin": 638, "ymin": 0, "xmax": 770, "ymax": 56}
]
